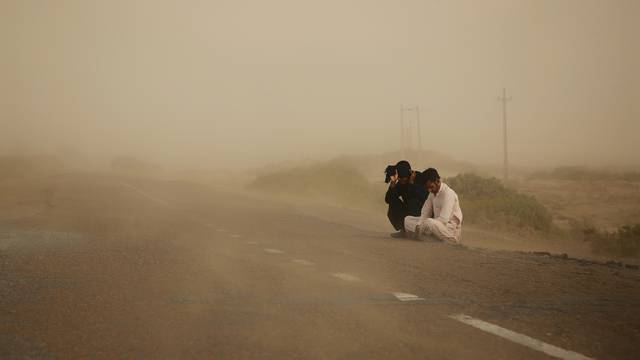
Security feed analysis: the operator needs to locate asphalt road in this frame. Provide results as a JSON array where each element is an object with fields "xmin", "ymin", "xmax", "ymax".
[{"xmin": 1, "ymin": 174, "xmax": 639, "ymax": 359}]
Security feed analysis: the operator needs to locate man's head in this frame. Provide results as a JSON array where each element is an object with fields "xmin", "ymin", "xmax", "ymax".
[
  {"xmin": 384, "ymin": 165, "xmax": 396, "ymax": 183},
  {"xmin": 395, "ymin": 160, "xmax": 412, "ymax": 185},
  {"xmin": 417, "ymin": 168, "xmax": 441, "ymax": 194}
]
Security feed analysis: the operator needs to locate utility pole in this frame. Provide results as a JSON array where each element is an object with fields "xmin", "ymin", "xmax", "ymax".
[
  {"xmin": 499, "ymin": 88, "xmax": 512, "ymax": 182},
  {"xmin": 400, "ymin": 106, "xmax": 405, "ymax": 159},
  {"xmin": 416, "ymin": 105, "xmax": 422, "ymax": 156},
  {"xmin": 400, "ymin": 105, "xmax": 421, "ymax": 161}
]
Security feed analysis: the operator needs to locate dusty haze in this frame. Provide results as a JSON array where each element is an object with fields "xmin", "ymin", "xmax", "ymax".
[
  {"xmin": 3, "ymin": 3, "xmax": 640, "ymax": 358},
  {"xmin": 2, "ymin": 0, "xmax": 639, "ymax": 170}
]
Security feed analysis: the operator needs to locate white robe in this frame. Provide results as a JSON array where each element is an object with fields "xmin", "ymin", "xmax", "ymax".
[{"xmin": 404, "ymin": 182, "xmax": 463, "ymax": 243}]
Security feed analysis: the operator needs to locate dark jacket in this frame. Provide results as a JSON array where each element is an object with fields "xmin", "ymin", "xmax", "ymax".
[{"xmin": 384, "ymin": 171, "xmax": 428, "ymax": 216}]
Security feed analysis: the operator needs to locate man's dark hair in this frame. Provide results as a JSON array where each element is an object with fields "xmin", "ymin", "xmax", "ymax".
[
  {"xmin": 384, "ymin": 165, "xmax": 396, "ymax": 183},
  {"xmin": 416, "ymin": 167, "xmax": 440, "ymax": 186},
  {"xmin": 395, "ymin": 160, "xmax": 411, "ymax": 178},
  {"xmin": 423, "ymin": 168, "xmax": 440, "ymax": 182}
]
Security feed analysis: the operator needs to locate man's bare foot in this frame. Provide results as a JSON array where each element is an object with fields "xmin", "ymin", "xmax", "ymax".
[{"xmin": 413, "ymin": 225, "xmax": 422, "ymax": 240}]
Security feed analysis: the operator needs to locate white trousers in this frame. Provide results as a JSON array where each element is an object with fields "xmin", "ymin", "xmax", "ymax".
[{"xmin": 404, "ymin": 216, "xmax": 462, "ymax": 244}]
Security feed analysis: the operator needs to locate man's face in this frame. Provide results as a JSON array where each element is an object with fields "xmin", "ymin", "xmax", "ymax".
[
  {"xmin": 426, "ymin": 179, "xmax": 441, "ymax": 194},
  {"xmin": 398, "ymin": 176, "xmax": 410, "ymax": 185}
]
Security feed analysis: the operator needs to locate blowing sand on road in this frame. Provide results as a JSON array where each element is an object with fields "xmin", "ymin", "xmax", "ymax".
[{"xmin": 1, "ymin": 172, "xmax": 638, "ymax": 359}]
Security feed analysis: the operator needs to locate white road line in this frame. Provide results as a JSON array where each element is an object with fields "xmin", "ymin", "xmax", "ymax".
[
  {"xmin": 228, "ymin": 234, "xmax": 243, "ymax": 238},
  {"xmin": 449, "ymin": 314, "xmax": 593, "ymax": 360},
  {"xmin": 264, "ymin": 248, "xmax": 284, "ymax": 254},
  {"xmin": 332, "ymin": 273, "xmax": 361, "ymax": 282},
  {"xmin": 216, "ymin": 228, "xmax": 229, "ymax": 233},
  {"xmin": 120, "ymin": 182, "xmax": 169, "ymax": 206},
  {"xmin": 246, "ymin": 241, "xmax": 259, "ymax": 245},
  {"xmin": 292, "ymin": 259, "xmax": 315, "ymax": 266},
  {"xmin": 392, "ymin": 292, "xmax": 425, "ymax": 302}
]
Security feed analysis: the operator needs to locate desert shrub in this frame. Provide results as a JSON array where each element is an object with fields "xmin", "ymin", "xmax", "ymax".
[
  {"xmin": 583, "ymin": 224, "xmax": 640, "ymax": 258},
  {"xmin": 447, "ymin": 173, "xmax": 552, "ymax": 231},
  {"xmin": 249, "ymin": 159, "xmax": 381, "ymax": 209}
]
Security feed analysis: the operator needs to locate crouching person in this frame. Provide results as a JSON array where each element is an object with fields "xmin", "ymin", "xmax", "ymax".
[
  {"xmin": 404, "ymin": 168, "xmax": 463, "ymax": 244},
  {"xmin": 384, "ymin": 161, "xmax": 427, "ymax": 238}
]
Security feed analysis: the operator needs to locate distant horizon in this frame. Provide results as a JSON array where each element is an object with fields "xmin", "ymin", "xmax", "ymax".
[{"xmin": 2, "ymin": 149, "xmax": 639, "ymax": 175}]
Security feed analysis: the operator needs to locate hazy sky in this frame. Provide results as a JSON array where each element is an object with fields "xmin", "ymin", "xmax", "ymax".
[{"xmin": 2, "ymin": 0, "xmax": 639, "ymax": 169}]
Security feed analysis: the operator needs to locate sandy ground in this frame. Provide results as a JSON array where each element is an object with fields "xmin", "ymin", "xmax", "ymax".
[
  {"xmin": 515, "ymin": 179, "xmax": 640, "ymax": 232},
  {"xmin": 1, "ymin": 173, "xmax": 639, "ymax": 359}
]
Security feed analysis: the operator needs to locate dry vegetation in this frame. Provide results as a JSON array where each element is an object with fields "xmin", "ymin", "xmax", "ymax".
[
  {"xmin": 515, "ymin": 168, "xmax": 640, "ymax": 258},
  {"xmin": 581, "ymin": 224, "xmax": 640, "ymax": 258},
  {"xmin": 446, "ymin": 173, "xmax": 552, "ymax": 232},
  {"xmin": 249, "ymin": 158, "xmax": 382, "ymax": 210}
]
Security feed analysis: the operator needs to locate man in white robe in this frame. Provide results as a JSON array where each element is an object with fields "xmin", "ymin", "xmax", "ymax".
[{"xmin": 404, "ymin": 168, "xmax": 463, "ymax": 243}]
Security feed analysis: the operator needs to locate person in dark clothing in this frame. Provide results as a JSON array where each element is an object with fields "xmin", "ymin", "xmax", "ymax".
[{"xmin": 384, "ymin": 161, "xmax": 428, "ymax": 238}]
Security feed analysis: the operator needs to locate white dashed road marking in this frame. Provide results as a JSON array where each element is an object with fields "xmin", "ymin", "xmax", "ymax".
[
  {"xmin": 264, "ymin": 248, "xmax": 284, "ymax": 254},
  {"xmin": 392, "ymin": 292, "xmax": 425, "ymax": 302},
  {"xmin": 331, "ymin": 273, "xmax": 361, "ymax": 282},
  {"xmin": 292, "ymin": 259, "xmax": 315, "ymax": 266},
  {"xmin": 216, "ymin": 228, "xmax": 229, "ymax": 233},
  {"xmin": 228, "ymin": 234, "xmax": 243, "ymax": 238},
  {"xmin": 246, "ymin": 241, "xmax": 259, "ymax": 245},
  {"xmin": 449, "ymin": 314, "xmax": 593, "ymax": 360}
]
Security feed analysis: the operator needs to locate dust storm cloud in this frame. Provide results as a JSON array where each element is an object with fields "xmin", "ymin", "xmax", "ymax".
[{"xmin": 2, "ymin": 0, "xmax": 639, "ymax": 170}]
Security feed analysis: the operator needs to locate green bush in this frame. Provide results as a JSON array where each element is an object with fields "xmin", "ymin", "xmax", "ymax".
[{"xmin": 447, "ymin": 173, "xmax": 553, "ymax": 231}]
